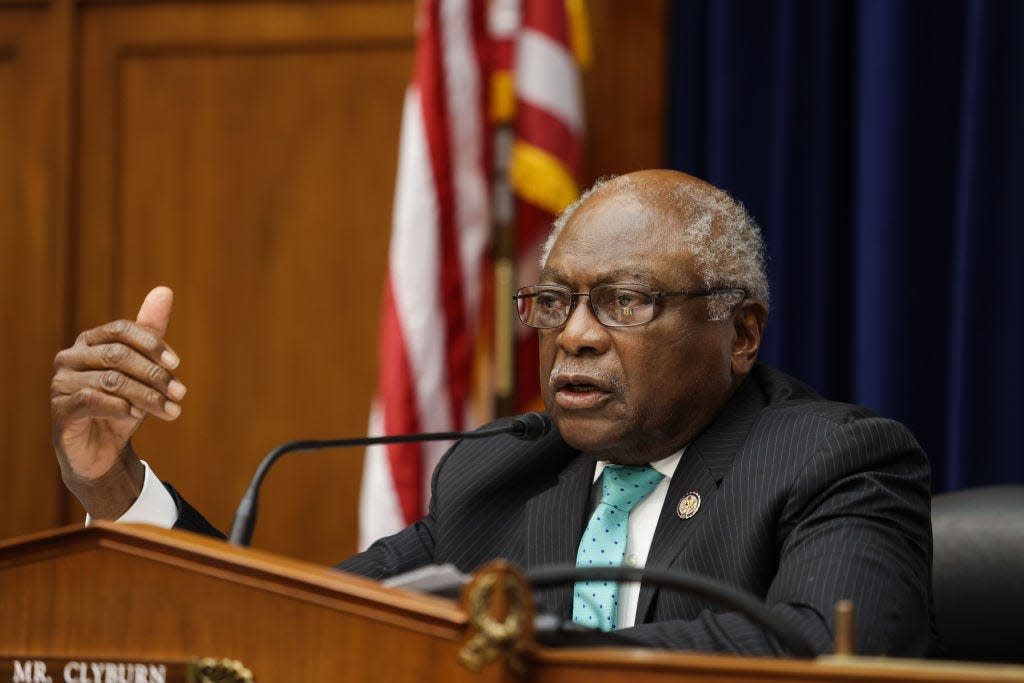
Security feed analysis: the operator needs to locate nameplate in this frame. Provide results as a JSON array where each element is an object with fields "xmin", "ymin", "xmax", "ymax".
[{"xmin": 0, "ymin": 656, "xmax": 253, "ymax": 683}]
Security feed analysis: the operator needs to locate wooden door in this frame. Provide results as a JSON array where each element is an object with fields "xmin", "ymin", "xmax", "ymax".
[{"xmin": 76, "ymin": 0, "xmax": 415, "ymax": 563}]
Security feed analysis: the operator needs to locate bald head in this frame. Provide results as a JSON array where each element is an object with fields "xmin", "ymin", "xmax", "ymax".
[{"xmin": 541, "ymin": 170, "xmax": 769, "ymax": 319}]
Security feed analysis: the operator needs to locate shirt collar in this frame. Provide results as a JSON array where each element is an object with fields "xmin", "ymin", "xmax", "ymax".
[{"xmin": 592, "ymin": 448, "xmax": 685, "ymax": 483}]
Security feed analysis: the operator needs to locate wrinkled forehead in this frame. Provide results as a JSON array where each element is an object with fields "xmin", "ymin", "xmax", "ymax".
[{"xmin": 543, "ymin": 190, "xmax": 700, "ymax": 285}]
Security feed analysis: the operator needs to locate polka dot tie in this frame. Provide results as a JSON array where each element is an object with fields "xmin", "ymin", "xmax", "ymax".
[{"xmin": 572, "ymin": 464, "xmax": 665, "ymax": 631}]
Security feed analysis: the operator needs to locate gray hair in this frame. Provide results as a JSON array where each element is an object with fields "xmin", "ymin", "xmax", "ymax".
[{"xmin": 540, "ymin": 174, "xmax": 770, "ymax": 321}]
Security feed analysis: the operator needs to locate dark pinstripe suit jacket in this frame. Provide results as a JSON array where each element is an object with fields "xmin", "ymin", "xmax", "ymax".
[
  {"xmin": 172, "ymin": 363, "xmax": 932, "ymax": 656},
  {"xmin": 334, "ymin": 363, "xmax": 933, "ymax": 656}
]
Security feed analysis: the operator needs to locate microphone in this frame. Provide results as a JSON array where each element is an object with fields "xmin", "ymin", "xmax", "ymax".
[{"xmin": 227, "ymin": 412, "xmax": 553, "ymax": 546}]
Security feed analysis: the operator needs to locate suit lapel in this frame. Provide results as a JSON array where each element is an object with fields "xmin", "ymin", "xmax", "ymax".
[
  {"xmin": 635, "ymin": 376, "xmax": 767, "ymax": 622},
  {"xmin": 524, "ymin": 448, "xmax": 594, "ymax": 619}
]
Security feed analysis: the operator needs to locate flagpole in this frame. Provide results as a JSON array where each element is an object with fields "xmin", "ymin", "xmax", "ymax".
[{"xmin": 493, "ymin": 121, "xmax": 517, "ymax": 418}]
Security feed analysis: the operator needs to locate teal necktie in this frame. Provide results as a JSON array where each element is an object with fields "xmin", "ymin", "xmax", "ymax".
[{"xmin": 572, "ymin": 464, "xmax": 665, "ymax": 631}]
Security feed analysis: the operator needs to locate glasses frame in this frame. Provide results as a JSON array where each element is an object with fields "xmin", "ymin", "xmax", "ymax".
[{"xmin": 512, "ymin": 283, "xmax": 749, "ymax": 329}]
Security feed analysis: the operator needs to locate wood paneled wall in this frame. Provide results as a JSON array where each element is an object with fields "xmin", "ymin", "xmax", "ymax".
[
  {"xmin": 76, "ymin": 0, "xmax": 416, "ymax": 565},
  {"xmin": 0, "ymin": 0, "xmax": 72, "ymax": 538},
  {"xmin": 0, "ymin": 0, "xmax": 667, "ymax": 565}
]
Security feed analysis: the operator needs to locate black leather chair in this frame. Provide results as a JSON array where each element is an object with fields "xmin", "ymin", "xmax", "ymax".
[{"xmin": 931, "ymin": 485, "xmax": 1024, "ymax": 663}]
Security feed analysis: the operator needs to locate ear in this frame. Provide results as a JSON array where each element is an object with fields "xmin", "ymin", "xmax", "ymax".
[{"xmin": 731, "ymin": 300, "xmax": 767, "ymax": 377}]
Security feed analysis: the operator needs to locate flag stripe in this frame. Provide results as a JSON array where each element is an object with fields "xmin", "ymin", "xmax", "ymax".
[
  {"xmin": 439, "ymin": 0, "xmax": 489, "ymax": 429},
  {"xmin": 515, "ymin": 28, "xmax": 584, "ymax": 134},
  {"xmin": 516, "ymin": 100, "xmax": 583, "ymax": 171},
  {"xmin": 511, "ymin": 0, "xmax": 587, "ymax": 412},
  {"xmin": 359, "ymin": 401, "xmax": 404, "ymax": 545},
  {"xmin": 379, "ymin": 281, "xmax": 425, "ymax": 523},
  {"xmin": 361, "ymin": 0, "xmax": 490, "ymax": 548},
  {"xmin": 520, "ymin": 0, "xmax": 570, "ymax": 49},
  {"xmin": 417, "ymin": 1, "xmax": 466, "ymax": 433},
  {"xmin": 443, "ymin": 0, "xmax": 491, "ymax": 294},
  {"xmin": 390, "ymin": 88, "xmax": 453, "ymax": 437}
]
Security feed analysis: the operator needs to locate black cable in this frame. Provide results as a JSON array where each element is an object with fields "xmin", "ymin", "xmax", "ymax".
[{"xmin": 525, "ymin": 564, "xmax": 816, "ymax": 658}]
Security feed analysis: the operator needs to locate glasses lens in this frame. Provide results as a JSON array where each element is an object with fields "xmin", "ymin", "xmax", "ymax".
[
  {"xmin": 516, "ymin": 286, "xmax": 572, "ymax": 328},
  {"xmin": 590, "ymin": 284, "xmax": 655, "ymax": 326}
]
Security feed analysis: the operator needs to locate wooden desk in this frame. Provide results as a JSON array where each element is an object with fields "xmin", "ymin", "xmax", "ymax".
[{"xmin": 1, "ymin": 524, "xmax": 1021, "ymax": 682}]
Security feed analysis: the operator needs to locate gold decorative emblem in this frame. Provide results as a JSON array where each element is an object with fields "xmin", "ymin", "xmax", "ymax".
[
  {"xmin": 676, "ymin": 492, "xmax": 701, "ymax": 519},
  {"xmin": 186, "ymin": 658, "xmax": 253, "ymax": 683},
  {"xmin": 458, "ymin": 560, "xmax": 534, "ymax": 676}
]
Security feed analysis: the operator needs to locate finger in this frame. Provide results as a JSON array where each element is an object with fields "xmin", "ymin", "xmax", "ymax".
[
  {"xmin": 136, "ymin": 286, "xmax": 174, "ymax": 337},
  {"xmin": 54, "ymin": 343, "xmax": 186, "ymax": 400},
  {"xmin": 74, "ymin": 319, "xmax": 179, "ymax": 371},
  {"xmin": 55, "ymin": 370, "xmax": 182, "ymax": 421},
  {"xmin": 52, "ymin": 388, "xmax": 141, "ymax": 424},
  {"xmin": 136, "ymin": 286, "xmax": 179, "ymax": 369}
]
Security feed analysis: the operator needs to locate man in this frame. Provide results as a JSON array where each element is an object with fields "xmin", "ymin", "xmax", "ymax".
[{"xmin": 51, "ymin": 170, "xmax": 933, "ymax": 656}]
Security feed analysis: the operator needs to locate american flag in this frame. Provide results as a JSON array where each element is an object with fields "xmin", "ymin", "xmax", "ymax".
[
  {"xmin": 510, "ymin": 0, "xmax": 588, "ymax": 409},
  {"xmin": 360, "ymin": 0, "xmax": 586, "ymax": 549}
]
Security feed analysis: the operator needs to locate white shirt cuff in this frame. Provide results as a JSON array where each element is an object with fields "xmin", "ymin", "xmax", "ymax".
[{"xmin": 84, "ymin": 460, "xmax": 179, "ymax": 528}]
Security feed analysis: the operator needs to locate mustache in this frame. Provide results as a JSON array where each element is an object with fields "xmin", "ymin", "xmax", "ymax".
[{"xmin": 548, "ymin": 364, "xmax": 625, "ymax": 393}]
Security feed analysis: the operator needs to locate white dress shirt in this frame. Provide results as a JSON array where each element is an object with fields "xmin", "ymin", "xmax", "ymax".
[{"xmin": 93, "ymin": 460, "xmax": 177, "ymax": 528}]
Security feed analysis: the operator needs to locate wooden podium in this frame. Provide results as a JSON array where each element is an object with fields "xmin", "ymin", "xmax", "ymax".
[{"xmin": 1, "ymin": 523, "xmax": 1022, "ymax": 683}]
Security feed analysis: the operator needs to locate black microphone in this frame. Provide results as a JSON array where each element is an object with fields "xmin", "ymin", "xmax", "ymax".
[{"xmin": 227, "ymin": 412, "xmax": 553, "ymax": 546}]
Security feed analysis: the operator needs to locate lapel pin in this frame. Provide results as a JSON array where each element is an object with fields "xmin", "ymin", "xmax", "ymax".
[{"xmin": 676, "ymin": 492, "xmax": 701, "ymax": 520}]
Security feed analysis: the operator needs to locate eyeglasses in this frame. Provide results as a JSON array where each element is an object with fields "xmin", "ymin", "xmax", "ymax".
[{"xmin": 513, "ymin": 283, "xmax": 748, "ymax": 329}]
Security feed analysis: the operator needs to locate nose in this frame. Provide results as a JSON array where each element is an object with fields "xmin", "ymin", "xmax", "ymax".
[{"xmin": 554, "ymin": 294, "xmax": 610, "ymax": 355}]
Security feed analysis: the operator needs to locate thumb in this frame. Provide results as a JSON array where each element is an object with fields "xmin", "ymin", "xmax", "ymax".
[{"xmin": 135, "ymin": 286, "xmax": 174, "ymax": 338}]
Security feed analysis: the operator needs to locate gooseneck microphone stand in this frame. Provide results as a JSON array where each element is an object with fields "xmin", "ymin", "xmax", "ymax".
[{"xmin": 228, "ymin": 413, "xmax": 552, "ymax": 546}]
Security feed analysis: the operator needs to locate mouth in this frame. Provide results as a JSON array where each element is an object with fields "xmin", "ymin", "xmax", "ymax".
[{"xmin": 551, "ymin": 374, "xmax": 615, "ymax": 410}]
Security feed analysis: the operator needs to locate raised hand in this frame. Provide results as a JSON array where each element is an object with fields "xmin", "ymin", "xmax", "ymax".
[{"xmin": 50, "ymin": 286, "xmax": 185, "ymax": 518}]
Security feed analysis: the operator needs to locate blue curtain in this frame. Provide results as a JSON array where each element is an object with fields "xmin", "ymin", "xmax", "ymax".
[{"xmin": 668, "ymin": 0, "xmax": 1024, "ymax": 492}]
